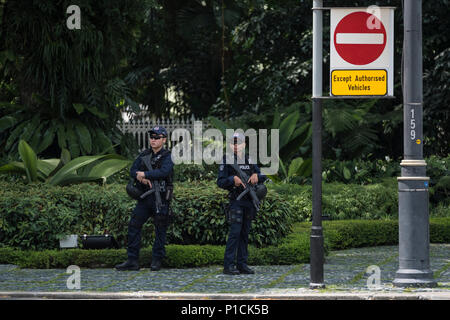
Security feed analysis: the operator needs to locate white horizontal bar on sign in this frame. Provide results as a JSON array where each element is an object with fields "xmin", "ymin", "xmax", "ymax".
[{"xmin": 336, "ymin": 33, "xmax": 384, "ymax": 44}]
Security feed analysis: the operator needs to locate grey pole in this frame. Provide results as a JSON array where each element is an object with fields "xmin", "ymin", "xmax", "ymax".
[
  {"xmin": 393, "ymin": 0, "xmax": 436, "ymax": 288},
  {"xmin": 310, "ymin": 0, "xmax": 325, "ymax": 289}
]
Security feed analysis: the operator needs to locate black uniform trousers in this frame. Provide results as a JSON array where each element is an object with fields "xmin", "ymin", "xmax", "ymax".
[
  {"xmin": 127, "ymin": 194, "xmax": 169, "ymax": 262},
  {"xmin": 224, "ymin": 199, "xmax": 256, "ymax": 269}
]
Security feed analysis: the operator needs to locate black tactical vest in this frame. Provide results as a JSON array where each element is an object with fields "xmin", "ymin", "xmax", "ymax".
[
  {"xmin": 138, "ymin": 148, "xmax": 173, "ymax": 193},
  {"xmin": 229, "ymin": 155, "xmax": 257, "ymax": 201}
]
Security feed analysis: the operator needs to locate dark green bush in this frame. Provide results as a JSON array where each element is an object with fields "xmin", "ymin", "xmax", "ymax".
[
  {"xmin": 295, "ymin": 218, "xmax": 450, "ymax": 253},
  {"xmin": 1, "ymin": 218, "xmax": 448, "ymax": 269},
  {"xmin": 322, "ymin": 180, "xmax": 399, "ymax": 220},
  {"xmin": 322, "ymin": 155, "xmax": 449, "ymax": 187},
  {"xmin": 270, "ymin": 179, "xmax": 399, "ymax": 221},
  {"xmin": 169, "ymin": 181, "xmax": 293, "ymax": 247},
  {"xmin": 1, "ymin": 178, "xmax": 447, "ymax": 251},
  {"xmin": 322, "ymin": 158, "xmax": 400, "ymax": 184},
  {"xmin": 323, "ymin": 220, "xmax": 399, "ymax": 249},
  {"xmin": 0, "ymin": 181, "xmax": 136, "ymax": 250},
  {"xmin": 173, "ymin": 163, "xmax": 218, "ymax": 182},
  {"xmin": 0, "ymin": 180, "xmax": 294, "ymax": 250}
]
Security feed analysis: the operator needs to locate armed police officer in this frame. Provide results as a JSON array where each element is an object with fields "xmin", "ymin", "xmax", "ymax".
[
  {"xmin": 116, "ymin": 126, "xmax": 174, "ymax": 271},
  {"xmin": 217, "ymin": 132, "xmax": 267, "ymax": 275}
]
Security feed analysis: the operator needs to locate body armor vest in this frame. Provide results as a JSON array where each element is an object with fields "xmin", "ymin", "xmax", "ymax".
[
  {"xmin": 229, "ymin": 157, "xmax": 257, "ymax": 201},
  {"xmin": 138, "ymin": 149, "xmax": 173, "ymax": 194}
]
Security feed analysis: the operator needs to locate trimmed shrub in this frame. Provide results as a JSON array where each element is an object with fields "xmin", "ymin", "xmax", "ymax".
[
  {"xmin": 322, "ymin": 220, "xmax": 399, "ymax": 249},
  {"xmin": 173, "ymin": 163, "xmax": 218, "ymax": 182},
  {"xmin": 0, "ymin": 218, "xmax": 448, "ymax": 269},
  {"xmin": 0, "ymin": 180, "xmax": 294, "ymax": 250},
  {"xmin": 168, "ymin": 181, "xmax": 293, "ymax": 247},
  {"xmin": 1, "ymin": 178, "xmax": 447, "ymax": 251},
  {"xmin": 269, "ymin": 179, "xmax": 399, "ymax": 221},
  {"xmin": 0, "ymin": 181, "xmax": 135, "ymax": 250}
]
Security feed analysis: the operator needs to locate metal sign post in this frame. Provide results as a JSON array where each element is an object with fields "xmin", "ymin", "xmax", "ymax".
[
  {"xmin": 310, "ymin": 0, "xmax": 325, "ymax": 290},
  {"xmin": 310, "ymin": 1, "xmax": 436, "ymax": 289}
]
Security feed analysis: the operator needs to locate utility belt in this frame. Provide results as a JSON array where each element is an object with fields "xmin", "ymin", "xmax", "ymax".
[{"xmin": 139, "ymin": 180, "xmax": 174, "ymax": 202}]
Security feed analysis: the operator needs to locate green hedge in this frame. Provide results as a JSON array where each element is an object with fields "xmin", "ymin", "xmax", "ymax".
[
  {"xmin": 0, "ymin": 180, "xmax": 294, "ymax": 250},
  {"xmin": 269, "ymin": 179, "xmax": 399, "ymax": 221},
  {"xmin": 1, "ymin": 178, "xmax": 448, "ymax": 251},
  {"xmin": 0, "ymin": 218, "xmax": 448, "ymax": 269},
  {"xmin": 168, "ymin": 181, "xmax": 293, "ymax": 247},
  {"xmin": 269, "ymin": 178, "xmax": 449, "ymax": 222}
]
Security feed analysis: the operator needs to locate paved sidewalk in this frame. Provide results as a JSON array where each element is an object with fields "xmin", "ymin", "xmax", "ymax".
[{"xmin": 0, "ymin": 244, "xmax": 449, "ymax": 299}]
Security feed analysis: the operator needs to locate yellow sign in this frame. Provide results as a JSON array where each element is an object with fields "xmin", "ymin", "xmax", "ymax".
[
  {"xmin": 416, "ymin": 139, "xmax": 421, "ymax": 144},
  {"xmin": 331, "ymin": 69, "xmax": 387, "ymax": 96}
]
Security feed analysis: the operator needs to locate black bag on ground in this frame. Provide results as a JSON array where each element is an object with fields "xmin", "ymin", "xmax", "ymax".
[{"xmin": 81, "ymin": 235, "xmax": 119, "ymax": 249}]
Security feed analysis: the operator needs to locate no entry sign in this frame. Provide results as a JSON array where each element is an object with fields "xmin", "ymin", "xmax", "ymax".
[
  {"xmin": 334, "ymin": 11, "xmax": 387, "ymax": 65},
  {"xmin": 330, "ymin": 7, "xmax": 395, "ymax": 96}
]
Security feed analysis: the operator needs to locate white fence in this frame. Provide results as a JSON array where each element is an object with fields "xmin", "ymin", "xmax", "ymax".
[{"xmin": 117, "ymin": 115, "xmax": 210, "ymax": 151}]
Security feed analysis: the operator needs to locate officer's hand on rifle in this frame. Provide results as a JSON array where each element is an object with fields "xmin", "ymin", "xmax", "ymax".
[
  {"xmin": 136, "ymin": 171, "xmax": 145, "ymax": 181},
  {"xmin": 234, "ymin": 176, "xmax": 246, "ymax": 188},
  {"xmin": 247, "ymin": 173, "xmax": 258, "ymax": 185},
  {"xmin": 141, "ymin": 178, "xmax": 152, "ymax": 188}
]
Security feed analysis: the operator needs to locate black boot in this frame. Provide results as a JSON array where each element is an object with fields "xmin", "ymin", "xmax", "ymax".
[
  {"xmin": 115, "ymin": 259, "xmax": 139, "ymax": 271},
  {"xmin": 237, "ymin": 264, "xmax": 255, "ymax": 274},
  {"xmin": 223, "ymin": 265, "xmax": 240, "ymax": 275},
  {"xmin": 151, "ymin": 259, "xmax": 162, "ymax": 271}
]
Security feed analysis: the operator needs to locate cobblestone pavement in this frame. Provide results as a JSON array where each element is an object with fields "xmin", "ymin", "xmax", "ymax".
[{"xmin": 0, "ymin": 245, "xmax": 448, "ymax": 294}]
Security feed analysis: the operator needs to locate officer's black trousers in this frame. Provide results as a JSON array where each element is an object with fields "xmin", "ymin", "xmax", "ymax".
[
  {"xmin": 224, "ymin": 200, "xmax": 255, "ymax": 269},
  {"xmin": 127, "ymin": 196, "xmax": 169, "ymax": 262}
]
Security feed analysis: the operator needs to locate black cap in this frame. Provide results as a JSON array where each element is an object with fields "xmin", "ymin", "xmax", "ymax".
[{"xmin": 148, "ymin": 126, "xmax": 168, "ymax": 137}]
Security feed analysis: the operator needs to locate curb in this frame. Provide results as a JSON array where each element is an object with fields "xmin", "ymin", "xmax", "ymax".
[{"xmin": 1, "ymin": 291, "xmax": 450, "ymax": 300}]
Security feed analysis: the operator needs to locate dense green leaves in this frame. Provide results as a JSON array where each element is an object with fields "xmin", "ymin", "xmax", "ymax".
[
  {"xmin": 0, "ymin": 140, "xmax": 131, "ymax": 186},
  {"xmin": 0, "ymin": 180, "xmax": 295, "ymax": 250},
  {"xmin": 0, "ymin": 0, "xmax": 145, "ymax": 159},
  {"xmin": 1, "ymin": 218, "xmax": 449, "ymax": 268},
  {"xmin": 18, "ymin": 140, "xmax": 37, "ymax": 182},
  {"xmin": 0, "ymin": 0, "xmax": 448, "ymax": 167}
]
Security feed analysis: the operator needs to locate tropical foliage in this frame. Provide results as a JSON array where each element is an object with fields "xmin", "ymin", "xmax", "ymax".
[
  {"xmin": 0, "ymin": 140, "xmax": 131, "ymax": 186},
  {"xmin": 0, "ymin": 0, "xmax": 448, "ymax": 168},
  {"xmin": 0, "ymin": 0, "xmax": 144, "ymax": 159}
]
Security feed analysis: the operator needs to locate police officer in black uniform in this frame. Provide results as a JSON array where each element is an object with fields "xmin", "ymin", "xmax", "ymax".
[
  {"xmin": 217, "ymin": 132, "xmax": 266, "ymax": 275},
  {"xmin": 116, "ymin": 126, "xmax": 174, "ymax": 271}
]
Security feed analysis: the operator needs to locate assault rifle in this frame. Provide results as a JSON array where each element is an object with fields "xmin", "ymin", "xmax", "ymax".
[
  {"xmin": 231, "ymin": 163, "xmax": 261, "ymax": 212},
  {"xmin": 139, "ymin": 154, "xmax": 162, "ymax": 213}
]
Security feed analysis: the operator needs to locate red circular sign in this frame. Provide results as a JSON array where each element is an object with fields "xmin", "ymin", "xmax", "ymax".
[{"xmin": 334, "ymin": 12, "xmax": 386, "ymax": 65}]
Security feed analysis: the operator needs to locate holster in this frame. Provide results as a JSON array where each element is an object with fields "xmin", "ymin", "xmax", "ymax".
[{"xmin": 226, "ymin": 206, "xmax": 243, "ymax": 224}]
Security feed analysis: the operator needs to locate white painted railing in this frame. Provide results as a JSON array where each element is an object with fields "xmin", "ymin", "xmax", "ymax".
[{"xmin": 117, "ymin": 114, "xmax": 210, "ymax": 151}]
